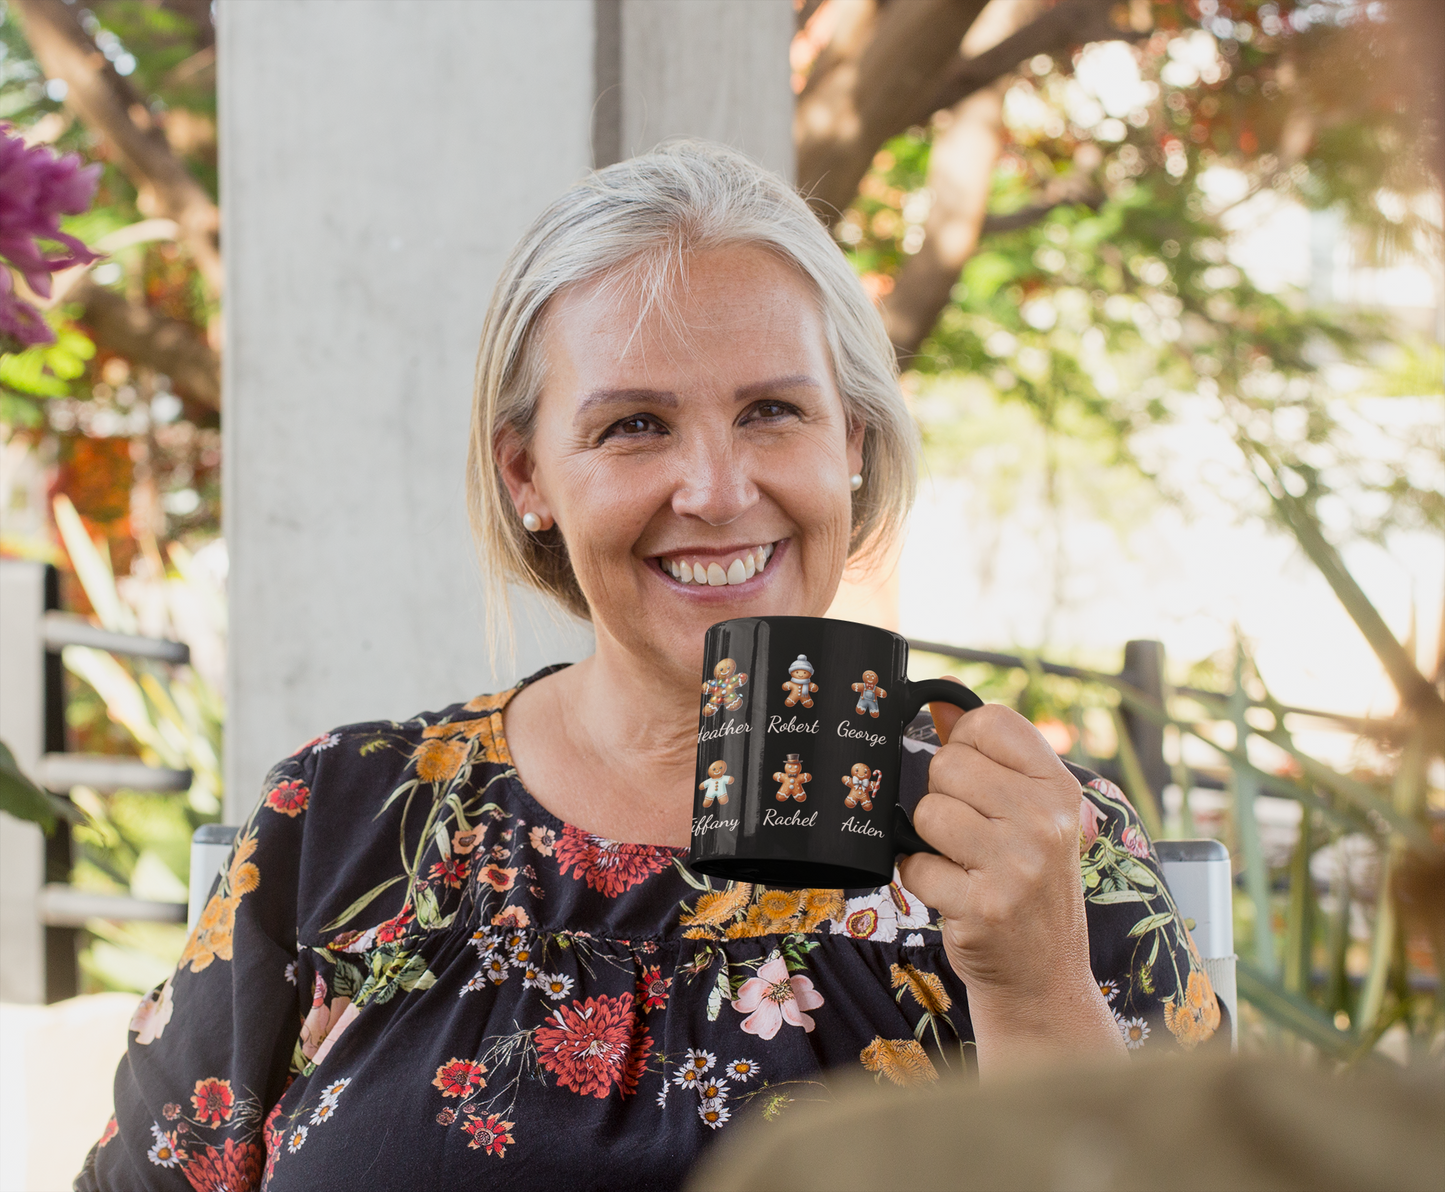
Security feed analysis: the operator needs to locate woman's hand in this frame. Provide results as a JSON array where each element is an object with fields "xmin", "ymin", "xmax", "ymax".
[{"xmin": 897, "ymin": 684, "xmax": 1125, "ymax": 1075}]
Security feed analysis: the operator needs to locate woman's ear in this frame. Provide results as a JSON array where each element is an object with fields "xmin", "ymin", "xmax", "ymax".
[
  {"xmin": 494, "ymin": 425, "xmax": 551, "ymax": 526},
  {"xmin": 846, "ymin": 416, "xmax": 866, "ymax": 480}
]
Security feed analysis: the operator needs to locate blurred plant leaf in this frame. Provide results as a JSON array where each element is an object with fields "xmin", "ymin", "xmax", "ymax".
[{"xmin": 0, "ymin": 739, "xmax": 80, "ymax": 833}]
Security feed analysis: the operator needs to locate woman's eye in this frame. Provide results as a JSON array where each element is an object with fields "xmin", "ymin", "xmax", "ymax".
[
  {"xmin": 743, "ymin": 400, "xmax": 800, "ymax": 425},
  {"xmin": 600, "ymin": 414, "xmax": 664, "ymax": 441}
]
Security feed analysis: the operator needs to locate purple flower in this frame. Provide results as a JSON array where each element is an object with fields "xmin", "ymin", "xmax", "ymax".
[{"xmin": 0, "ymin": 123, "xmax": 101, "ymax": 347}]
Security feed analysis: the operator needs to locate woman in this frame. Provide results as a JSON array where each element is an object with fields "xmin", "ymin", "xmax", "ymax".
[{"xmin": 81, "ymin": 142, "xmax": 1220, "ymax": 1191}]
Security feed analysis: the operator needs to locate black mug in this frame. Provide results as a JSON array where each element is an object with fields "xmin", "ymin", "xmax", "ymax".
[{"xmin": 688, "ymin": 616, "xmax": 983, "ymax": 888}]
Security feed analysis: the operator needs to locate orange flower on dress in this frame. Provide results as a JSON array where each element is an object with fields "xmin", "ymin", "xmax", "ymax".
[
  {"xmin": 414, "ymin": 713, "xmax": 509, "ymax": 784},
  {"xmin": 478, "ymin": 864, "xmax": 518, "ymax": 893},
  {"xmin": 1163, "ymin": 968, "xmax": 1220, "ymax": 1050},
  {"xmin": 263, "ymin": 780, "xmax": 309, "ymax": 817},
  {"xmin": 860, "ymin": 1037, "xmax": 938, "ymax": 1086},
  {"xmin": 889, "ymin": 963, "xmax": 952, "ymax": 1015},
  {"xmin": 679, "ymin": 884, "xmax": 752, "ymax": 928},
  {"xmin": 179, "ymin": 1138, "xmax": 263, "ymax": 1192},
  {"xmin": 461, "ymin": 1114, "xmax": 514, "ymax": 1156},
  {"xmin": 190, "ymin": 1077, "xmax": 235, "ymax": 1126},
  {"xmin": 181, "ymin": 831, "xmax": 258, "ymax": 973},
  {"xmin": 432, "ymin": 1058, "xmax": 487, "ymax": 1098},
  {"xmin": 491, "ymin": 904, "xmax": 530, "ymax": 930}
]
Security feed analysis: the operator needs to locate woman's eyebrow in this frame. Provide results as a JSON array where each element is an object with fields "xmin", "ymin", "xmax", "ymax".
[
  {"xmin": 575, "ymin": 387, "xmax": 679, "ymax": 419},
  {"xmin": 734, "ymin": 375, "xmax": 820, "ymax": 401}
]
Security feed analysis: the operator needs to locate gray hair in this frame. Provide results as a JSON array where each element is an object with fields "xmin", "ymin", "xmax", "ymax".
[{"xmin": 466, "ymin": 139, "xmax": 917, "ymax": 626}]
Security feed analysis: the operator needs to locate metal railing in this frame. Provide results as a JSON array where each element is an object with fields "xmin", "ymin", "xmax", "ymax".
[{"xmin": 0, "ymin": 560, "xmax": 192, "ymax": 1003}]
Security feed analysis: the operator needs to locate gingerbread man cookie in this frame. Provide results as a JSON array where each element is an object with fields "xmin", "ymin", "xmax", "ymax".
[
  {"xmin": 699, "ymin": 759, "xmax": 734, "ymax": 808},
  {"xmin": 851, "ymin": 670, "xmax": 887, "ymax": 718},
  {"xmin": 772, "ymin": 753, "xmax": 811, "ymax": 802},
  {"xmin": 841, "ymin": 762, "xmax": 879, "ymax": 811},
  {"xmin": 781, "ymin": 654, "xmax": 818, "ymax": 708},
  {"xmin": 701, "ymin": 658, "xmax": 749, "ymax": 717}
]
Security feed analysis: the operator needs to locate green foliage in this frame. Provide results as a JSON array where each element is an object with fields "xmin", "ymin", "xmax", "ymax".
[{"xmin": 0, "ymin": 739, "xmax": 81, "ymax": 833}]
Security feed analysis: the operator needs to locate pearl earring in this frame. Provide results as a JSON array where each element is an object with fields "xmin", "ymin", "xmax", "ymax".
[
  {"xmin": 849, "ymin": 473, "xmax": 863, "ymax": 492},
  {"xmin": 522, "ymin": 512, "xmax": 542, "ymax": 532}
]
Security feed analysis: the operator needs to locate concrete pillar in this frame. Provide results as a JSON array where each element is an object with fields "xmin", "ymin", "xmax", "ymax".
[
  {"xmin": 0, "ymin": 560, "xmax": 46, "ymax": 1004},
  {"xmin": 219, "ymin": 1, "xmax": 794, "ymax": 821},
  {"xmin": 595, "ymin": 0, "xmax": 795, "ymax": 176}
]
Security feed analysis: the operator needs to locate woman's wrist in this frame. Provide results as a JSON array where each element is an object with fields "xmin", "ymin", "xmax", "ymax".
[{"xmin": 965, "ymin": 966, "xmax": 1126, "ymax": 1078}]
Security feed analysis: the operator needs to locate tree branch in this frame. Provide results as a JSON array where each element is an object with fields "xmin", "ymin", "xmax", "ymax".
[
  {"xmin": 11, "ymin": 0, "xmax": 221, "ymax": 297},
  {"xmin": 908, "ymin": 0, "xmax": 1147, "ymax": 128},
  {"xmin": 882, "ymin": 84, "xmax": 1007, "ymax": 361},
  {"xmin": 71, "ymin": 278, "xmax": 220, "ymax": 410},
  {"xmin": 796, "ymin": 0, "xmax": 991, "ymax": 221}
]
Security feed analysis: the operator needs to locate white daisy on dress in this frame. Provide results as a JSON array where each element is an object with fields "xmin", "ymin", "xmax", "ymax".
[
  {"xmin": 1116, "ymin": 1013, "xmax": 1150, "ymax": 1049},
  {"xmin": 146, "ymin": 1124, "xmax": 181, "ymax": 1168},
  {"xmin": 537, "ymin": 972, "xmax": 573, "ymax": 999},
  {"xmin": 673, "ymin": 1066, "xmax": 701, "ymax": 1090},
  {"xmin": 309, "ymin": 1102, "xmax": 336, "ymax": 1126},
  {"xmin": 684, "ymin": 1047, "xmax": 716, "ymax": 1073},
  {"xmin": 725, "ymin": 1058, "xmax": 759, "ymax": 1083},
  {"xmin": 287, "ymin": 1125, "xmax": 309, "ymax": 1153},
  {"xmin": 319, "ymin": 1077, "xmax": 351, "ymax": 1107},
  {"xmin": 698, "ymin": 1099, "xmax": 731, "ymax": 1129}
]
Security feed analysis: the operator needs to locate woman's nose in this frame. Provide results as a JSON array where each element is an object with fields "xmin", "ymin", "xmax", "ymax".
[{"xmin": 669, "ymin": 442, "xmax": 759, "ymax": 527}]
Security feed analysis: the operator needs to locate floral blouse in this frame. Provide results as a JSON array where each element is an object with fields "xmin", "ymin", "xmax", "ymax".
[{"xmin": 79, "ymin": 667, "xmax": 1223, "ymax": 1191}]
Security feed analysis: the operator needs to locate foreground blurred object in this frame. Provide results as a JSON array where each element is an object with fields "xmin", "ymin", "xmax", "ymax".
[{"xmin": 689, "ymin": 1052, "xmax": 1445, "ymax": 1192}]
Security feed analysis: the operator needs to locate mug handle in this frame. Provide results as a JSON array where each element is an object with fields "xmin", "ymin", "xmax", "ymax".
[{"xmin": 890, "ymin": 679, "xmax": 985, "ymax": 857}]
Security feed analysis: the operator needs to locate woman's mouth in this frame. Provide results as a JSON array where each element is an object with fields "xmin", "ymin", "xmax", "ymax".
[{"xmin": 654, "ymin": 542, "xmax": 776, "ymax": 587}]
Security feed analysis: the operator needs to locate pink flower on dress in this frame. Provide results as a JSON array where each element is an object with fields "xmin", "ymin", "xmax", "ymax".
[
  {"xmin": 1079, "ymin": 797, "xmax": 1107, "ymax": 855},
  {"xmin": 1121, "ymin": 824, "xmax": 1152, "ymax": 859},
  {"xmin": 730, "ymin": 955, "xmax": 824, "ymax": 1040}
]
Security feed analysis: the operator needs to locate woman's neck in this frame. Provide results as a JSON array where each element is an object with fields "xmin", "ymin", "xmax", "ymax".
[{"xmin": 502, "ymin": 638, "xmax": 703, "ymax": 847}]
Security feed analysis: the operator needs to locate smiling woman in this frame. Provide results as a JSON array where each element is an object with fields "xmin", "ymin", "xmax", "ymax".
[{"xmin": 80, "ymin": 142, "xmax": 1220, "ymax": 1192}]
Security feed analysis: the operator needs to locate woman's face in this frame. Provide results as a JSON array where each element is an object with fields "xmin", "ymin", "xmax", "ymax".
[{"xmin": 500, "ymin": 244, "xmax": 864, "ymax": 684}]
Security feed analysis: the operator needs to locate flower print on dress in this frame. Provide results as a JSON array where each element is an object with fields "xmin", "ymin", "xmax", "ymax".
[
  {"xmin": 697, "ymin": 1077, "xmax": 729, "ymax": 1102},
  {"xmin": 1116, "ymin": 1013, "xmax": 1150, "ymax": 1049},
  {"xmin": 683, "ymin": 1048, "xmax": 715, "ymax": 1074},
  {"xmin": 462, "ymin": 1114, "xmax": 515, "ymax": 1156},
  {"xmin": 731, "ymin": 954, "xmax": 825, "ymax": 1040},
  {"xmin": 190, "ymin": 1077, "xmax": 234, "ymax": 1126},
  {"xmin": 180, "ymin": 1138, "xmax": 264, "ymax": 1192},
  {"xmin": 724, "ymin": 1059, "xmax": 760, "ymax": 1083},
  {"xmin": 264, "ymin": 780, "xmax": 310, "ymax": 817},
  {"xmin": 831, "ymin": 890, "xmax": 898, "ymax": 943},
  {"xmin": 130, "ymin": 975, "xmax": 175, "ymax": 1045},
  {"xmin": 428, "ymin": 857, "xmax": 470, "ymax": 888},
  {"xmin": 637, "ymin": 965, "xmax": 671, "ymax": 1011},
  {"xmin": 1098, "ymin": 978, "xmax": 1120, "ymax": 1004},
  {"xmin": 860, "ymin": 1037, "xmax": 938, "ymax": 1086},
  {"xmin": 181, "ymin": 829, "xmax": 260, "ymax": 973},
  {"xmin": 491, "ymin": 904, "xmax": 530, "ymax": 930},
  {"xmin": 433, "ymin": 1058, "xmax": 487, "ymax": 1099},
  {"xmin": 528, "ymin": 825, "xmax": 557, "ymax": 856},
  {"xmin": 536, "ymin": 972, "xmax": 574, "ymax": 1000},
  {"xmin": 698, "ymin": 1100, "xmax": 731, "ymax": 1129},
  {"xmin": 96, "ymin": 1117, "xmax": 118, "ymax": 1149},
  {"xmin": 310, "ymin": 1101, "xmax": 338, "ymax": 1126},
  {"xmin": 286, "ymin": 1125, "xmax": 308, "ymax": 1154},
  {"xmin": 673, "ymin": 1065, "xmax": 701, "ymax": 1091},
  {"xmin": 478, "ymin": 863, "xmax": 518, "ymax": 893},
  {"xmin": 554, "ymin": 824, "xmax": 672, "ymax": 897},
  {"xmin": 319, "ymin": 1077, "xmax": 351, "ymax": 1108},
  {"xmin": 147, "ymin": 1124, "xmax": 183, "ymax": 1168},
  {"xmin": 1121, "ymin": 824, "xmax": 1152, "ymax": 859},
  {"xmin": 535, "ymin": 993, "xmax": 652, "ymax": 1099},
  {"xmin": 1163, "ymin": 969, "xmax": 1220, "ymax": 1050}
]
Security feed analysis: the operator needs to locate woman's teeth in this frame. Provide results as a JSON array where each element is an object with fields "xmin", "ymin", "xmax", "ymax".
[{"xmin": 662, "ymin": 544, "xmax": 774, "ymax": 586}]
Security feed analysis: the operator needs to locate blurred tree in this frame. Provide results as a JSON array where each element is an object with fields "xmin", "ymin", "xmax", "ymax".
[{"xmin": 797, "ymin": 0, "xmax": 1444, "ymax": 744}]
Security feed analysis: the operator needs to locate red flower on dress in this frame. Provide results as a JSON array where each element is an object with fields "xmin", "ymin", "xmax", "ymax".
[
  {"xmin": 264, "ymin": 780, "xmax": 310, "ymax": 817},
  {"xmin": 535, "ymin": 993, "xmax": 652, "ymax": 1099},
  {"xmin": 97, "ymin": 1116, "xmax": 118, "ymax": 1148},
  {"xmin": 432, "ymin": 1057, "xmax": 487, "ymax": 1098},
  {"xmin": 262, "ymin": 1099, "xmax": 286, "ymax": 1181},
  {"xmin": 189, "ymin": 1077, "xmax": 234, "ymax": 1126},
  {"xmin": 374, "ymin": 907, "xmax": 415, "ymax": 944},
  {"xmin": 181, "ymin": 1137, "xmax": 264, "ymax": 1192},
  {"xmin": 461, "ymin": 1113, "xmax": 515, "ymax": 1156},
  {"xmin": 428, "ymin": 857, "xmax": 470, "ymax": 888},
  {"xmin": 162, "ymin": 1103, "xmax": 181, "ymax": 1120},
  {"xmin": 636, "ymin": 965, "xmax": 671, "ymax": 1012},
  {"xmin": 553, "ymin": 826, "xmax": 670, "ymax": 897}
]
